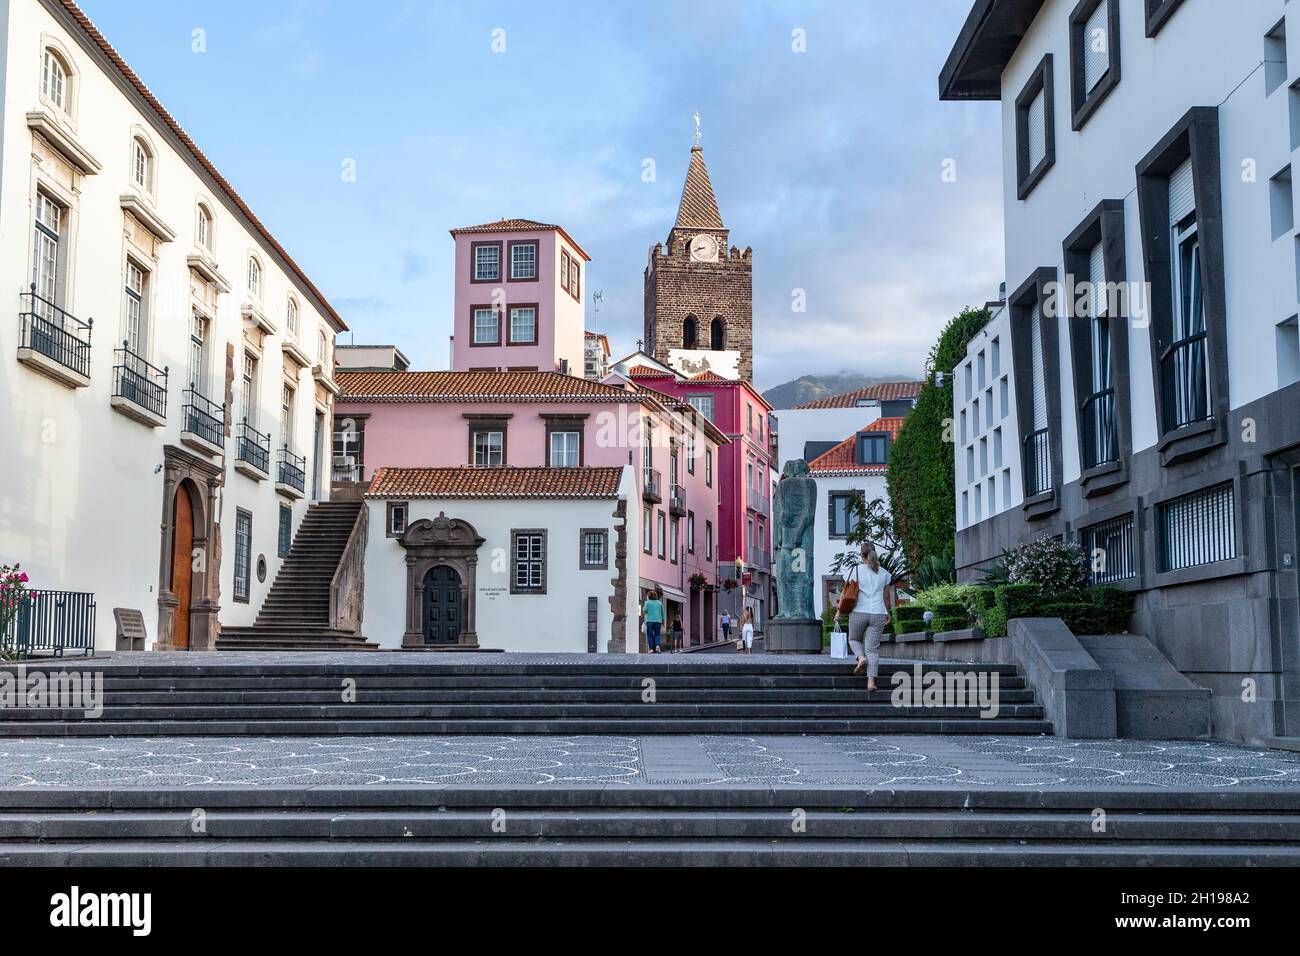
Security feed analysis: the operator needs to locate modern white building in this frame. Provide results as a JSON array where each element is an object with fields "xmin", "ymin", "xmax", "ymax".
[
  {"xmin": 773, "ymin": 382, "xmax": 921, "ymax": 473},
  {"xmin": 362, "ymin": 466, "xmax": 640, "ymax": 652},
  {"xmin": 807, "ymin": 417, "xmax": 904, "ymax": 617},
  {"xmin": 942, "ymin": 0, "xmax": 1300, "ymax": 745},
  {"xmin": 0, "ymin": 0, "xmax": 346, "ymax": 652}
]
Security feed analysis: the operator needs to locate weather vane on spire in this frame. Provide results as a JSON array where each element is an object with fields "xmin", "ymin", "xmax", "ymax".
[{"xmin": 693, "ymin": 111, "xmax": 702, "ymax": 147}]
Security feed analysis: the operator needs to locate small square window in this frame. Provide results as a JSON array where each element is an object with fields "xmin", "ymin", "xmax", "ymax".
[
  {"xmin": 580, "ymin": 529, "xmax": 608, "ymax": 569},
  {"xmin": 387, "ymin": 501, "xmax": 409, "ymax": 538},
  {"xmin": 511, "ymin": 529, "xmax": 547, "ymax": 594}
]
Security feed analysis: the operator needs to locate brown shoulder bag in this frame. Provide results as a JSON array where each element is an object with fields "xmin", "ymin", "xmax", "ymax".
[{"xmin": 837, "ymin": 567, "xmax": 860, "ymax": 616}]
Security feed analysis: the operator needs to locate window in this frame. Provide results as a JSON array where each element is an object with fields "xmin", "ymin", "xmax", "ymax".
[
  {"xmin": 278, "ymin": 504, "xmax": 292, "ymax": 559},
  {"xmin": 317, "ymin": 329, "xmax": 328, "ymax": 366},
  {"xmin": 509, "ymin": 241, "xmax": 537, "ymax": 280},
  {"xmin": 549, "ymin": 430, "xmax": 580, "ymax": 467},
  {"xmin": 472, "ymin": 306, "xmax": 500, "ymax": 345},
  {"xmin": 247, "ymin": 257, "xmax": 262, "ymax": 300},
  {"xmin": 560, "ymin": 250, "xmax": 570, "ymax": 291},
  {"xmin": 1266, "ymin": 19, "xmax": 1289, "ymax": 97},
  {"xmin": 233, "ymin": 510, "xmax": 252, "ymax": 602},
  {"xmin": 657, "ymin": 511, "xmax": 666, "ymax": 558},
  {"xmin": 569, "ymin": 257, "xmax": 581, "ymax": 300},
  {"xmin": 333, "ymin": 417, "xmax": 364, "ymax": 480},
  {"xmin": 1081, "ymin": 513, "xmax": 1136, "ymax": 584},
  {"xmin": 670, "ymin": 518, "xmax": 679, "ymax": 564},
  {"xmin": 1160, "ymin": 483, "xmax": 1235, "ymax": 572},
  {"xmin": 42, "ymin": 49, "xmax": 69, "ymax": 111},
  {"xmin": 686, "ymin": 431, "xmax": 696, "ymax": 474},
  {"xmin": 705, "ymin": 520, "xmax": 713, "ymax": 560},
  {"xmin": 580, "ymin": 529, "xmax": 608, "ymax": 570},
  {"xmin": 710, "ymin": 317, "xmax": 725, "ymax": 350},
  {"xmin": 1084, "ymin": 239, "xmax": 1116, "ymax": 468},
  {"xmin": 123, "ymin": 261, "xmax": 147, "ymax": 354},
  {"xmin": 1165, "ymin": 209, "xmax": 1208, "ymax": 432},
  {"xmin": 386, "ymin": 501, "xmax": 409, "ymax": 538},
  {"xmin": 1070, "ymin": 0, "xmax": 1120, "ymax": 129},
  {"xmin": 688, "ymin": 394, "xmax": 714, "ymax": 421},
  {"xmin": 511, "ymin": 530, "xmax": 546, "ymax": 593},
  {"xmin": 687, "ymin": 511, "xmax": 696, "ymax": 552},
  {"xmin": 509, "ymin": 306, "xmax": 537, "ymax": 344},
  {"xmin": 281, "ymin": 383, "xmax": 295, "ymax": 447},
  {"xmin": 131, "ymin": 137, "xmax": 152, "ymax": 192},
  {"xmin": 747, "ymin": 404, "xmax": 753, "ymax": 434},
  {"xmin": 242, "ymin": 353, "xmax": 258, "ymax": 426},
  {"xmin": 197, "ymin": 204, "xmax": 213, "ymax": 250},
  {"xmin": 705, "ymin": 448, "xmax": 713, "ymax": 487},
  {"xmin": 828, "ymin": 492, "xmax": 859, "ymax": 538},
  {"xmin": 643, "ymin": 505, "xmax": 653, "ymax": 553},
  {"xmin": 683, "ymin": 316, "xmax": 698, "ymax": 349},
  {"xmin": 189, "ymin": 310, "xmax": 208, "ymax": 393},
  {"xmin": 473, "ymin": 242, "xmax": 501, "ymax": 282},
  {"xmin": 32, "ymin": 192, "xmax": 63, "ymax": 315},
  {"xmin": 287, "ymin": 298, "xmax": 299, "ymax": 337},
  {"xmin": 1015, "ymin": 55, "xmax": 1055, "ymax": 198},
  {"xmin": 1270, "ymin": 166, "xmax": 1293, "ymax": 240},
  {"xmin": 472, "ymin": 429, "xmax": 505, "ymax": 466},
  {"xmin": 1144, "ymin": 0, "xmax": 1186, "ymax": 37},
  {"xmin": 857, "ymin": 432, "xmax": 889, "ymax": 465}
]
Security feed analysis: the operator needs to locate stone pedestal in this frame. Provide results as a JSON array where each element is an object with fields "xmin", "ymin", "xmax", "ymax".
[{"xmin": 765, "ymin": 618, "xmax": 823, "ymax": 655}]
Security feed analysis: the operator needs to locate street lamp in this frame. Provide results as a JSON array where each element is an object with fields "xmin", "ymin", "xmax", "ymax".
[{"xmin": 735, "ymin": 556, "xmax": 745, "ymax": 632}]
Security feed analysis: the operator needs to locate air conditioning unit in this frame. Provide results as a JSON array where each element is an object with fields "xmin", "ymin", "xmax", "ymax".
[{"xmin": 333, "ymin": 455, "xmax": 356, "ymax": 468}]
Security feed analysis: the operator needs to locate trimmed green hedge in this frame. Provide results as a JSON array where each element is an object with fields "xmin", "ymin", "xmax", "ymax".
[{"xmin": 892, "ymin": 605, "xmax": 928, "ymax": 636}]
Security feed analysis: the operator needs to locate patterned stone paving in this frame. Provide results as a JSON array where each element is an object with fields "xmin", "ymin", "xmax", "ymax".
[{"xmin": 0, "ymin": 735, "xmax": 1298, "ymax": 789}]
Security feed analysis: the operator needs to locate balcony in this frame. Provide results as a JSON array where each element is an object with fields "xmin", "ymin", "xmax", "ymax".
[
  {"xmin": 17, "ymin": 287, "xmax": 93, "ymax": 388},
  {"xmin": 1023, "ymin": 427, "xmax": 1053, "ymax": 498},
  {"xmin": 180, "ymin": 386, "xmax": 226, "ymax": 456},
  {"xmin": 1080, "ymin": 387, "xmax": 1117, "ymax": 471},
  {"xmin": 1159, "ymin": 332, "xmax": 1209, "ymax": 434},
  {"xmin": 747, "ymin": 547, "xmax": 771, "ymax": 571},
  {"xmin": 749, "ymin": 491, "xmax": 770, "ymax": 516},
  {"xmin": 111, "ymin": 343, "xmax": 168, "ymax": 427},
  {"xmin": 234, "ymin": 419, "xmax": 271, "ymax": 481},
  {"xmin": 669, "ymin": 483, "xmax": 686, "ymax": 516},
  {"xmin": 332, "ymin": 456, "xmax": 363, "ymax": 483},
  {"xmin": 277, "ymin": 446, "xmax": 307, "ymax": 499},
  {"xmin": 642, "ymin": 467, "xmax": 662, "ymax": 503}
]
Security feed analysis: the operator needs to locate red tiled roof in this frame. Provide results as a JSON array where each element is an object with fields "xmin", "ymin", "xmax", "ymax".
[
  {"xmin": 366, "ymin": 467, "xmax": 623, "ymax": 499},
  {"xmin": 448, "ymin": 218, "xmax": 591, "ymax": 261},
  {"xmin": 794, "ymin": 381, "xmax": 925, "ymax": 409},
  {"xmin": 808, "ymin": 417, "xmax": 908, "ymax": 475},
  {"xmin": 627, "ymin": 365, "xmax": 674, "ymax": 378},
  {"xmin": 54, "ymin": 1, "xmax": 347, "ymax": 332},
  {"xmin": 337, "ymin": 370, "xmax": 642, "ymax": 403}
]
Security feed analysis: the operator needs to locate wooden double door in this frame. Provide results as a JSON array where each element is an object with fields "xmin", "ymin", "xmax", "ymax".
[{"xmin": 421, "ymin": 565, "xmax": 462, "ymax": 645}]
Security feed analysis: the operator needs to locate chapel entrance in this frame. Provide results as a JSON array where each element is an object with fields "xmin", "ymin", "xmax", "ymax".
[
  {"xmin": 169, "ymin": 485, "xmax": 194, "ymax": 650},
  {"xmin": 421, "ymin": 565, "xmax": 463, "ymax": 645}
]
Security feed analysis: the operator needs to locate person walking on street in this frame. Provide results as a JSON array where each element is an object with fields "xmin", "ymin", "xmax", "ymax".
[
  {"xmin": 845, "ymin": 544, "xmax": 893, "ymax": 692},
  {"xmin": 740, "ymin": 609, "xmax": 755, "ymax": 655},
  {"xmin": 720, "ymin": 611, "xmax": 731, "ymax": 643},
  {"xmin": 643, "ymin": 591, "xmax": 666, "ymax": 654}
]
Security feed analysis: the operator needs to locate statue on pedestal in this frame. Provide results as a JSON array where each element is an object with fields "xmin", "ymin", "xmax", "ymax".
[{"xmin": 767, "ymin": 460, "xmax": 823, "ymax": 654}]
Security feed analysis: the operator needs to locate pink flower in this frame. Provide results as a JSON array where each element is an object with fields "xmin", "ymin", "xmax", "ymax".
[{"xmin": 18, "ymin": 573, "xmax": 27, "ymax": 583}]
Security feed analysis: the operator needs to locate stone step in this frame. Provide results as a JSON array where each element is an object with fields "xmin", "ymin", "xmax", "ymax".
[{"xmin": 82, "ymin": 674, "xmax": 1027, "ymax": 690}]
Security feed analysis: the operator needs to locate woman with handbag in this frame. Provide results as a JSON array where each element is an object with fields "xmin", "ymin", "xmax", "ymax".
[{"xmin": 839, "ymin": 544, "xmax": 892, "ymax": 691}]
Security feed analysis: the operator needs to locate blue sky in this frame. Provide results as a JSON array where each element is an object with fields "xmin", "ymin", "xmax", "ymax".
[{"xmin": 78, "ymin": 0, "xmax": 1004, "ymax": 391}]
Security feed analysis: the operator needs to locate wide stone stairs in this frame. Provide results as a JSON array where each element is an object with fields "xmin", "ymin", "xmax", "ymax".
[
  {"xmin": 0, "ymin": 659, "xmax": 1050, "ymax": 736},
  {"xmin": 1, "ymin": 786, "xmax": 1297, "ymax": 865}
]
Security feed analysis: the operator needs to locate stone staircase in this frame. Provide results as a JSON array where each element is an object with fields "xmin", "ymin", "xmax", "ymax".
[
  {"xmin": 217, "ymin": 501, "xmax": 376, "ymax": 651},
  {"xmin": 0, "ymin": 658, "xmax": 1050, "ymax": 735},
  {"xmin": 1, "ymin": 786, "xmax": 1297, "ymax": 865}
]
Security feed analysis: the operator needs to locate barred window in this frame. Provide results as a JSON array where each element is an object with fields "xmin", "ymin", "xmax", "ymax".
[
  {"xmin": 234, "ymin": 510, "xmax": 252, "ymax": 602},
  {"xmin": 511, "ymin": 530, "xmax": 546, "ymax": 593},
  {"xmin": 1160, "ymin": 483, "xmax": 1236, "ymax": 572},
  {"xmin": 1081, "ymin": 513, "xmax": 1136, "ymax": 584},
  {"xmin": 580, "ymin": 529, "xmax": 607, "ymax": 569},
  {"xmin": 278, "ymin": 505, "xmax": 292, "ymax": 559}
]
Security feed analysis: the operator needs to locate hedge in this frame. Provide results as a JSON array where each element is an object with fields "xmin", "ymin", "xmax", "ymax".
[{"xmin": 892, "ymin": 605, "xmax": 928, "ymax": 636}]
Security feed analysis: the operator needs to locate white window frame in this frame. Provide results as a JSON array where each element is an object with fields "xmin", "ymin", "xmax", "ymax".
[
  {"xmin": 189, "ymin": 309, "xmax": 208, "ymax": 394},
  {"xmin": 123, "ymin": 260, "xmax": 147, "ymax": 354},
  {"xmin": 509, "ymin": 306, "xmax": 537, "ymax": 344},
  {"xmin": 42, "ymin": 48, "xmax": 69, "ymax": 113},
  {"xmin": 32, "ymin": 192, "xmax": 63, "ymax": 317},
  {"xmin": 131, "ymin": 138, "xmax": 152, "ymax": 193},
  {"xmin": 510, "ymin": 242, "xmax": 537, "ymax": 279},
  {"xmin": 474, "ymin": 245, "xmax": 500, "ymax": 281},
  {"xmin": 248, "ymin": 257, "xmax": 262, "ymax": 301},
  {"xmin": 472, "ymin": 307, "xmax": 499, "ymax": 345},
  {"xmin": 549, "ymin": 430, "xmax": 580, "ymax": 467},
  {"xmin": 473, "ymin": 430, "xmax": 504, "ymax": 466},
  {"xmin": 197, "ymin": 204, "xmax": 212, "ymax": 250}
]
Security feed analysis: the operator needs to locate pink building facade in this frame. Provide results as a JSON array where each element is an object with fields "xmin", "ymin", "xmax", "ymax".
[
  {"xmin": 335, "ymin": 369, "xmax": 728, "ymax": 647},
  {"xmin": 448, "ymin": 219, "xmax": 590, "ymax": 376},
  {"xmin": 607, "ymin": 356, "xmax": 775, "ymax": 626}
]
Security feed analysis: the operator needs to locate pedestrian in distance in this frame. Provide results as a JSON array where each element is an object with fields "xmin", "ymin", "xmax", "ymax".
[{"xmin": 642, "ymin": 590, "xmax": 666, "ymax": 654}]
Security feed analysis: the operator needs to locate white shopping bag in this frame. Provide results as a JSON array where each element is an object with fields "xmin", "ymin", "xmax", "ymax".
[{"xmin": 830, "ymin": 629, "xmax": 849, "ymax": 659}]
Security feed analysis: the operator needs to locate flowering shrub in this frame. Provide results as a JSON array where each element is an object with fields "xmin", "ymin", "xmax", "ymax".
[
  {"xmin": 1, "ymin": 563, "xmax": 32, "ymax": 657},
  {"xmin": 1004, "ymin": 536, "xmax": 1089, "ymax": 593}
]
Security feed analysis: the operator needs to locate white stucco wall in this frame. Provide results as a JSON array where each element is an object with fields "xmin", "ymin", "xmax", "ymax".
[
  {"xmin": 810, "ymin": 471, "xmax": 889, "ymax": 617},
  {"xmin": 774, "ymin": 404, "xmax": 885, "ymax": 472},
  {"xmin": 0, "ymin": 0, "xmax": 343, "ymax": 649},
  {"xmin": 954, "ymin": 304, "xmax": 1021, "ymax": 531}
]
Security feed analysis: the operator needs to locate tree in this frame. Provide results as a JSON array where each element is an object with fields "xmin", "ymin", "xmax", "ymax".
[
  {"xmin": 829, "ymin": 496, "xmax": 906, "ymax": 584},
  {"xmin": 887, "ymin": 306, "xmax": 990, "ymax": 577}
]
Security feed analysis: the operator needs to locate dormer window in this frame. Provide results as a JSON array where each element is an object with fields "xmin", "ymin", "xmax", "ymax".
[
  {"xmin": 247, "ymin": 257, "xmax": 262, "ymax": 300},
  {"xmin": 42, "ymin": 48, "xmax": 69, "ymax": 112},
  {"xmin": 131, "ymin": 137, "xmax": 153, "ymax": 192},
  {"xmin": 857, "ymin": 432, "xmax": 890, "ymax": 466}
]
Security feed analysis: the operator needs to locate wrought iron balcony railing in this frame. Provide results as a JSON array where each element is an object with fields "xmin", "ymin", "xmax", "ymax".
[
  {"xmin": 669, "ymin": 483, "xmax": 686, "ymax": 515},
  {"xmin": 642, "ymin": 467, "xmax": 662, "ymax": 503},
  {"xmin": 181, "ymin": 385, "xmax": 225, "ymax": 449},
  {"xmin": 19, "ymin": 285, "xmax": 93, "ymax": 379},
  {"xmin": 278, "ymin": 446, "xmax": 307, "ymax": 493},
  {"xmin": 1159, "ymin": 332, "xmax": 1209, "ymax": 433},
  {"xmin": 1023, "ymin": 427, "xmax": 1052, "ymax": 498},
  {"xmin": 236, "ymin": 419, "xmax": 271, "ymax": 474},
  {"xmin": 1080, "ymin": 387, "xmax": 1117, "ymax": 471},
  {"xmin": 112, "ymin": 343, "xmax": 168, "ymax": 420},
  {"xmin": 1, "ymin": 589, "xmax": 96, "ymax": 658}
]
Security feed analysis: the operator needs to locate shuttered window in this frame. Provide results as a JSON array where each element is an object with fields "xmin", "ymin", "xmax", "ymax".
[
  {"xmin": 1083, "ymin": 0, "xmax": 1110, "ymax": 91},
  {"xmin": 1089, "ymin": 241, "xmax": 1111, "ymax": 391},
  {"xmin": 1030, "ymin": 302, "xmax": 1047, "ymax": 430},
  {"xmin": 1169, "ymin": 158, "xmax": 1195, "ymax": 227},
  {"xmin": 1027, "ymin": 89, "xmax": 1047, "ymax": 170}
]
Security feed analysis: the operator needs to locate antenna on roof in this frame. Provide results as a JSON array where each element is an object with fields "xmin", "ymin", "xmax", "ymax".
[{"xmin": 593, "ymin": 289, "xmax": 604, "ymax": 326}]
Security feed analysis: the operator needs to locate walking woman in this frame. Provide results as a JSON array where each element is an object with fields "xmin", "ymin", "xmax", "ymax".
[
  {"xmin": 740, "ymin": 608, "xmax": 755, "ymax": 655},
  {"xmin": 642, "ymin": 590, "xmax": 666, "ymax": 653},
  {"xmin": 845, "ymin": 544, "xmax": 892, "ymax": 692}
]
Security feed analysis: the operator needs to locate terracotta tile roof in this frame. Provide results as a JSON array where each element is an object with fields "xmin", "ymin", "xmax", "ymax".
[
  {"xmin": 366, "ymin": 467, "xmax": 623, "ymax": 499},
  {"xmin": 448, "ymin": 218, "xmax": 590, "ymax": 261},
  {"xmin": 794, "ymin": 381, "xmax": 925, "ymax": 410},
  {"xmin": 54, "ymin": 1, "xmax": 346, "ymax": 332},
  {"xmin": 675, "ymin": 146, "xmax": 724, "ymax": 230},
  {"xmin": 627, "ymin": 365, "xmax": 674, "ymax": 378},
  {"xmin": 808, "ymin": 417, "xmax": 908, "ymax": 475},
  {"xmin": 336, "ymin": 370, "xmax": 644, "ymax": 404}
]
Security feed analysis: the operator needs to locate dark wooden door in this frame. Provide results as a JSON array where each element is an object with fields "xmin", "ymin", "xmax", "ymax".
[
  {"xmin": 422, "ymin": 565, "xmax": 461, "ymax": 645},
  {"xmin": 170, "ymin": 487, "xmax": 194, "ymax": 650}
]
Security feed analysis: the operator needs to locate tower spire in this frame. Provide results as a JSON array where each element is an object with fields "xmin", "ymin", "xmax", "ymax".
[{"xmin": 674, "ymin": 138, "xmax": 724, "ymax": 231}]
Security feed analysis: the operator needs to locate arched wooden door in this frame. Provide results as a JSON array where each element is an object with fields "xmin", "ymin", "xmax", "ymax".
[
  {"xmin": 170, "ymin": 486, "xmax": 194, "ymax": 650},
  {"xmin": 421, "ymin": 565, "xmax": 462, "ymax": 645}
]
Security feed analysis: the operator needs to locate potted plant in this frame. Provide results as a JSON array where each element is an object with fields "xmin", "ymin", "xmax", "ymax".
[
  {"xmin": 0, "ymin": 563, "xmax": 31, "ymax": 660},
  {"xmin": 689, "ymin": 572, "xmax": 708, "ymax": 590}
]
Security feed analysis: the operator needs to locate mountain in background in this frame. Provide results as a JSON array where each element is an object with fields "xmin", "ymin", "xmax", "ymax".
[{"xmin": 762, "ymin": 373, "xmax": 918, "ymax": 410}]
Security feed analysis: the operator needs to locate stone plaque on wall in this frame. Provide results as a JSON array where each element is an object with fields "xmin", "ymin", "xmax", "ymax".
[{"xmin": 114, "ymin": 608, "xmax": 147, "ymax": 651}]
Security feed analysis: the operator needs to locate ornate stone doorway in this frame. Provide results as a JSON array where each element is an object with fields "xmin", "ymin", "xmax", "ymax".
[
  {"xmin": 421, "ymin": 565, "xmax": 463, "ymax": 645},
  {"xmin": 169, "ymin": 486, "xmax": 195, "ymax": 649},
  {"xmin": 399, "ymin": 513, "xmax": 485, "ymax": 649},
  {"xmin": 156, "ymin": 446, "xmax": 223, "ymax": 651}
]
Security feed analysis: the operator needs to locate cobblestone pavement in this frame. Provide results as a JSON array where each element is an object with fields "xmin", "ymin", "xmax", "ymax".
[{"xmin": 1, "ymin": 735, "xmax": 1299, "ymax": 789}]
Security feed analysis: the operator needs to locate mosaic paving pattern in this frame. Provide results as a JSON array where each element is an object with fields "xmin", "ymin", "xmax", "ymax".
[{"xmin": 1, "ymin": 735, "xmax": 1299, "ymax": 789}]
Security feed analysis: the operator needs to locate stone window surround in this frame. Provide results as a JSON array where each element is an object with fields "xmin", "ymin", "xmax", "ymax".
[
  {"xmin": 579, "ymin": 528, "xmax": 609, "ymax": 570},
  {"xmin": 643, "ymin": 504, "xmax": 653, "ymax": 555},
  {"xmin": 510, "ymin": 528, "xmax": 548, "ymax": 595},
  {"xmin": 507, "ymin": 239, "xmax": 539, "ymax": 283},
  {"xmin": 1008, "ymin": 266, "xmax": 1064, "ymax": 520},
  {"xmin": 1135, "ymin": 106, "xmax": 1229, "ymax": 467},
  {"xmin": 1015, "ymin": 53, "xmax": 1055, "ymax": 200},
  {"xmin": 465, "ymin": 413, "xmax": 511, "ymax": 466},
  {"xmin": 1144, "ymin": 0, "xmax": 1186, "ymax": 38},
  {"xmin": 386, "ymin": 500, "xmax": 409, "ymax": 538},
  {"xmin": 1069, "ymin": 0, "xmax": 1121, "ymax": 131},
  {"xmin": 542, "ymin": 412, "xmax": 587, "ymax": 466},
  {"xmin": 1062, "ymin": 198, "xmax": 1132, "ymax": 498},
  {"xmin": 470, "ymin": 240, "xmax": 502, "ymax": 283},
  {"xmin": 687, "ymin": 509, "xmax": 696, "ymax": 553}
]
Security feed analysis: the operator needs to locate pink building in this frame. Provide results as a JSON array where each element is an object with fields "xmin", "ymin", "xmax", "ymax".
[
  {"xmin": 606, "ymin": 354, "xmax": 775, "ymax": 626},
  {"xmin": 334, "ymin": 369, "xmax": 728, "ymax": 647},
  {"xmin": 448, "ymin": 219, "xmax": 590, "ymax": 376}
]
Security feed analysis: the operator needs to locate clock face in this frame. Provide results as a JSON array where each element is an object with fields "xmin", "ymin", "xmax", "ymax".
[{"xmin": 690, "ymin": 234, "xmax": 719, "ymax": 262}]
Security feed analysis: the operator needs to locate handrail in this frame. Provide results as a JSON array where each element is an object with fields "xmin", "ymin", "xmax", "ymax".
[
  {"xmin": 113, "ymin": 342, "xmax": 168, "ymax": 418},
  {"xmin": 19, "ymin": 285, "xmax": 93, "ymax": 378},
  {"xmin": 329, "ymin": 505, "xmax": 367, "ymax": 633}
]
